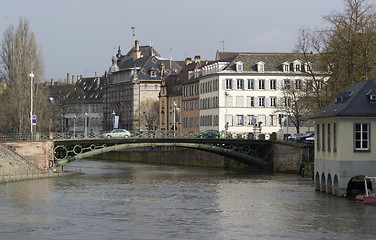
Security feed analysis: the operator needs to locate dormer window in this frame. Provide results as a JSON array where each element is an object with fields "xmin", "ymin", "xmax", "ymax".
[
  {"xmin": 150, "ymin": 69, "xmax": 156, "ymax": 77},
  {"xmin": 236, "ymin": 61, "xmax": 243, "ymax": 72},
  {"xmin": 257, "ymin": 61, "xmax": 265, "ymax": 72},
  {"xmin": 293, "ymin": 60, "xmax": 301, "ymax": 72},
  {"xmin": 369, "ymin": 94, "xmax": 376, "ymax": 102},
  {"xmin": 305, "ymin": 62, "xmax": 312, "ymax": 72},
  {"xmin": 282, "ymin": 62, "xmax": 290, "ymax": 72}
]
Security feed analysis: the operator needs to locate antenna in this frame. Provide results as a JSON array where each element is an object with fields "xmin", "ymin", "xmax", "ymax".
[
  {"xmin": 131, "ymin": 26, "xmax": 136, "ymax": 39},
  {"xmin": 219, "ymin": 40, "xmax": 225, "ymax": 52}
]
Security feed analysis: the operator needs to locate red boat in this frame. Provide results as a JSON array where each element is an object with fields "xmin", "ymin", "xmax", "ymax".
[{"xmin": 356, "ymin": 177, "xmax": 376, "ymax": 204}]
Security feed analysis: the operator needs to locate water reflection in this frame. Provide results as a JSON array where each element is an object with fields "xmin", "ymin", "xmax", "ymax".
[{"xmin": 0, "ymin": 159, "xmax": 375, "ymax": 240}]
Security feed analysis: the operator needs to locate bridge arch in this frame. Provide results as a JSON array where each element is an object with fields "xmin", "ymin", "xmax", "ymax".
[
  {"xmin": 54, "ymin": 141, "xmax": 271, "ymax": 168},
  {"xmin": 327, "ymin": 173, "xmax": 332, "ymax": 194}
]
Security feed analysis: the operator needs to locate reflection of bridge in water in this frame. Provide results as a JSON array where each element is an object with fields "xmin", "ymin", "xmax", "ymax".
[{"xmin": 54, "ymin": 136, "xmax": 272, "ymax": 168}]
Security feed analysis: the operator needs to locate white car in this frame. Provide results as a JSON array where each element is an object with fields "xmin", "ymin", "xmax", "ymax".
[{"xmin": 101, "ymin": 129, "xmax": 131, "ymax": 138}]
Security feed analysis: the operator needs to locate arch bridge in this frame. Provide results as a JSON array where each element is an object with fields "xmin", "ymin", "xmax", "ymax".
[{"xmin": 53, "ymin": 138, "xmax": 272, "ymax": 168}]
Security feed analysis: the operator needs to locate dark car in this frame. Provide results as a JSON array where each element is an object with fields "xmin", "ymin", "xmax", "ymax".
[{"xmin": 196, "ymin": 129, "xmax": 220, "ymax": 138}]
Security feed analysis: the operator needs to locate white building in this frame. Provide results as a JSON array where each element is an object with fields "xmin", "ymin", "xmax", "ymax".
[{"xmin": 195, "ymin": 51, "xmax": 328, "ymax": 137}]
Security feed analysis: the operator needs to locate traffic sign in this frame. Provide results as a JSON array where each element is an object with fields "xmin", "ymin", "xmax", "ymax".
[{"xmin": 32, "ymin": 115, "xmax": 37, "ymax": 125}]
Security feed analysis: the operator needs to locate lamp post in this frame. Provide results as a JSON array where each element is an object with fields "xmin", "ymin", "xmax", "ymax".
[
  {"xmin": 111, "ymin": 110, "xmax": 116, "ymax": 130},
  {"xmin": 84, "ymin": 112, "xmax": 88, "ymax": 138},
  {"xmin": 138, "ymin": 80, "xmax": 141, "ymax": 131},
  {"xmin": 173, "ymin": 100, "xmax": 176, "ymax": 133},
  {"xmin": 224, "ymin": 91, "xmax": 229, "ymax": 132},
  {"xmin": 29, "ymin": 71, "xmax": 34, "ymax": 140},
  {"xmin": 143, "ymin": 108, "xmax": 146, "ymax": 130},
  {"xmin": 73, "ymin": 115, "xmax": 77, "ymax": 138}
]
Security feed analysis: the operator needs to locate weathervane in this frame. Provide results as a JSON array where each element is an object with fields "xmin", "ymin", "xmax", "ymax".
[{"xmin": 131, "ymin": 26, "xmax": 136, "ymax": 38}]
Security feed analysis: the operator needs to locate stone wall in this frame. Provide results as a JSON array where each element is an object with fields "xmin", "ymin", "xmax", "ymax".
[
  {"xmin": 271, "ymin": 142, "xmax": 313, "ymax": 176},
  {"xmin": 3, "ymin": 141, "xmax": 54, "ymax": 170}
]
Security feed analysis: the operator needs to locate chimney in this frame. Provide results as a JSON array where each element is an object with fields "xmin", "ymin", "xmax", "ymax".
[
  {"xmin": 72, "ymin": 75, "xmax": 75, "ymax": 85},
  {"xmin": 67, "ymin": 73, "xmax": 70, "ymax": 84},
  {"xmin": 194, "ymin": 55, "xmax": 201, "ymax": 64},
  {"xmin": 133, "ymin": 40, "xmax": 141, "ymax": 60},
  {"xmin": 95, "ymin": 72, "xmax": 98, "ymax": 78},
  {"xmin": 185, "ymin": 58, "xmax": 192, "ymax": 66},
  {"xmin": 97, "ymin": 77, "xmax": 101, "ymax": 88},
  {"xmin": 50, "ymin": 79, "xmax": 54, "ymax": 85}
]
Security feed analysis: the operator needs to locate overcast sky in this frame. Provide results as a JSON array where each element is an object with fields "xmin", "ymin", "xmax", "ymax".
[{"xmin": 1, "ymin": 0, "xmax": 345, "ymax": 81}]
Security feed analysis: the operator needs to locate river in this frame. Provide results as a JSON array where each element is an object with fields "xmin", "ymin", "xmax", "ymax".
[{"xmin": 0, "ymin": 159, "xmax": 375, "ymax": 240}]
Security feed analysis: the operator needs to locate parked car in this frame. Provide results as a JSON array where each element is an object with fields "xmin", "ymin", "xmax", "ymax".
[
  {"xmin": 288, "ymin": 132, "xmax": 314, "ymax": 143},
  {"xmin": 196, "ymin": 129, "xmax": 220, "ymax": 138},
  {"xmin": 101, "ymin": 129, "xmax": 131, "ymax": 138},
  {"xmin": 304, "ymin": 134, "xmax": 315, "ymax": 144}
]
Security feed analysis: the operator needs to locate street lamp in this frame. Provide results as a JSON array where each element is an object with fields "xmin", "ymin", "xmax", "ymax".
[
  {"xmin": 73, "ymin": 115, "xmax": 77, "ymax": 138},
  {"xmin": 143, "ymin": 108, "xmax": 146, "ymax": 130},
  {"xmin": 111, "ymin": 110, "xmax": 116, "ymax": 130},
  {"xmin": 173, "ymin": 100, "xmax": 176, "ymax": 133},
  {"xmin": 224, "ymin": 91, "xmax": 229, "ymax": 132},
  {"xmin": 138, "ymin": 79, "xmax": 141, "ymax": 131},
  {"xmin": 29, "ymin": 71, "xmax": 34, "ymax": 140},
  {"xmin": 84, "ymin": 112, "xmax": 88, "ymax": 138}
]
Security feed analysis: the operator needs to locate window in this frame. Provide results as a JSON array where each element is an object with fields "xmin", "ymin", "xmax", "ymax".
[
  {"xmin": 257, "ymin": 61, "xmax": 265, "ymax": 72},
  {"xmin": 295, "ymin": 79, "xmax": 301, "ymax": 89},
  {"xmin": 322, "ymin": 124, "xmax": 325, "ymax": 151},
  {"xmin": 247, "ymin": 115, "xmax": 255, "ymax": 125},
  {"xmin": 327, "ymin": 124, "xmax": 331, "ymax": 152},
  {"xmin": 247, "ymin": 79, "xmax": 254, "ymax": 89},
  {"xmin": 236, "ymin": 61, "xmax": 243, "ymax": 72},
  {"xmin": 259, "ymin": 80, "xmax": 265, "ymax": 90},
  {"xmin": 237, "ymin": 79, "xmax": 244, "ymax": 89},
  {"xmin": 305, "ymin": 62, "xmax": 312, "ymax": 72},
  {"xmin": 284, "ymin": 79, "xmax": 291, "ymax": 89},
  {"xmin": 225, "ymin": 79, "xmax": 232, "ymax": 89},
  {"xmin": 270, "ymin": 97, "xmax": 276, "ymax": 107},
  {"xmin": 317, "ymin": 124, "xmax": 320, "ymax": 151},
  {"xmin": 333, "ymin": 123, "xmax": 337, "ymax": 152},
  {"xmin": 258, "ymin": 97, "xmax": 265, "ymax": 107},
  {"xmin": 269, "ymin": 115, "xmax": 275, "ymax": 126},
  {"xmin": 247, "ymin": 97, "xmax": 254, "ymax": 107},
  {"xmin": 283, "ymin": 62, "xmax": 290, "ymax": 72},
  {"xmin": 270, "ymin": 79, "xmax": 276, "ymax": 90},
  {"xmin": 284, "ymin": 97, "xmax": 291, "ymax": 107},
  {"xmin": 293, "ymin": 60, "xmax": 301, "ymax": 72},
  {"xmin": 236, "ymin": 115, "xmax": 244, "ymax": 125},
  {"xmin": 355, "ymin": 123, "xmax": 370, "ymax": 151},
  {"xmin": 150, "ymin": 70, "xmax": 156, "ymax": 77}
]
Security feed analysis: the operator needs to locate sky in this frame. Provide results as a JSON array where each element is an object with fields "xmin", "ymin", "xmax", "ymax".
[{"xmin": 0, "ymin": 0, "xmax": 346, "ymax": 82}]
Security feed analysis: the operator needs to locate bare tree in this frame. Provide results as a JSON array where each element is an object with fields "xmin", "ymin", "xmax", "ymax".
[
  {"xmin": 296, "ymin": 0, "xmax": 376, "ymax": 113},
  {"xmin": 135, "ymin": 98, "xmax": 160, "ymax": 130},
  {"xmin": 0, "ymin": 17, "xmax": 49, "ymax": 134}
]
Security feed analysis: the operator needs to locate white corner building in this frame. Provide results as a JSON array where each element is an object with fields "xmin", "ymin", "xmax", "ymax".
[{"xmin": 194, "ymin": 51, "xmax": 327, "ymax": 137}]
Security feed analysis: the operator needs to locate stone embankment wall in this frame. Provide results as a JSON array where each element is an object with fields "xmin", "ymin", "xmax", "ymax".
[
  {"xmin": 0, "ymin": 143, "xmax": 44, "ymax": 176},
  {"xmin": 271, "ymin": 142, "xmax": 314, "ymax": 177},
  {"xmin": 3, "ymin": 141, "xmax": 53, "ymax": 170}
]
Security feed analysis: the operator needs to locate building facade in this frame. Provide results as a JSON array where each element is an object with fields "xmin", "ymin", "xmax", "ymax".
[
  {"xmin": 104, "ymin": 40, "xmax": 181, "ymax": 131},
  {"xmin": 312, "ymin": 80, "xmax": 376, "ymax": 197},
  {"xmin": 195, "ymin": 52, "xmax": 327, "ymax": 137}
]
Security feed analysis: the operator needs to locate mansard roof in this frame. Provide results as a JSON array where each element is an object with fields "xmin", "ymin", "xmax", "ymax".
[
  {"xmin": 312, "ymin": 80, "xmax": 376, "ymax": 119},
  {"xmin": 223, "ymin": 52, "xmax": 320, "ymax": 72}
]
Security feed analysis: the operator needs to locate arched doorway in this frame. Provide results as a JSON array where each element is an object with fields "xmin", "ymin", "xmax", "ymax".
[
  {"xmin": 333, "ymin": 175, "xmax": 339, "ymax": 196},
  {"xmin": 315, "ymin": 172, "xmax": 320, "ymax": 191},
  {"xmin": 327, "ymin": 173, "xmax": 332, "ymax": 194},
  {"xmin": 346, "ymin": 175, "xmax": 366, "ymax": 198},
  {"xmin": 321, "ymin": 173, "xmax": 326, "ymax": 192}
]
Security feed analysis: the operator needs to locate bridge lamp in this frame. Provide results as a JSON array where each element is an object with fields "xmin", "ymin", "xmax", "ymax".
[
  {"xmin": 111, "ymin": 110, "xmax": 116, "ymax": 130},
  {"xmin": 224, "ymin": 91, "xmax": 229, "ymax": 132},
  {"xmin": 84, "ymin": 112, "xmax": 88, "ymax": 138},
  {"xmin": 173, "ymin": 101, "xmax": 177, "ymax": 132},
  {"xmin": 29, "ymin": 71, "xmax": 34, "ymax": 140},
  {"xmin": 73, "ymin": 115, "xmax": 77, "ymax": 138}
]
